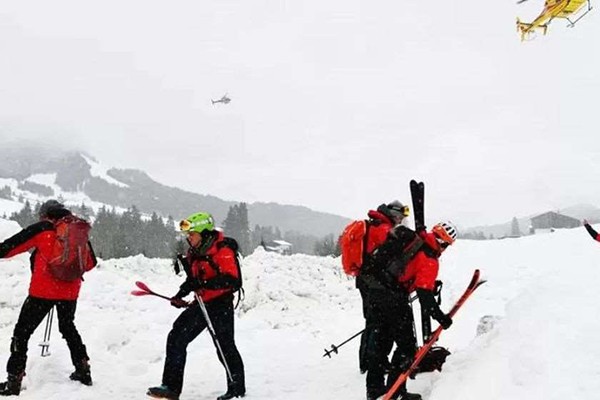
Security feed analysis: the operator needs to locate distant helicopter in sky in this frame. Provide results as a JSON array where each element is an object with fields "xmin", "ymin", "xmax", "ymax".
[{"xmin": 211, "ymin": 93, "xmax": 231, "ymax": 105}]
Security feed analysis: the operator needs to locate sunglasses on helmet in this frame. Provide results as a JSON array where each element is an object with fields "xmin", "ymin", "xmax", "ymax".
[
  {"xmin": 179, "ymin": 219, "xmax": 192, "ymax": 232},
  {"xmin": 389, "ymin": 205, "xmax": 410, "ymax": 217}
]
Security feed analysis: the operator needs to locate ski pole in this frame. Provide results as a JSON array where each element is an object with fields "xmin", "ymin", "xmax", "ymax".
[
  {"xmin": 193, "ymin": 292, "xmax": 233, "ymax": 382},
  {"xmin": 323, "ymin": 293, "xmax": 419, "ymax": 358},
  {"xmin": 39, "ymin": 307, "xmax": 54, "ymax": 357},
  {"xmin": 131, "ymin": 281, "xmax": 176, "ymax": 302},
  {"xmin": 323, "ymin": 329, "xmax": 363, "ymax": 358}
]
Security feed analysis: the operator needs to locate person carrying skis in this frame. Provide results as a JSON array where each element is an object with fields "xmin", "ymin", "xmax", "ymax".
[
  {"xmin": 382, "ymin": 221, "xmax": 458, "ymax": 400},
  {"xmin": 148, "ymin": 211, "xmax": 245, "ymax": 400},
  {"xmin": 0, "ymin": 200, "xmax": 97, "ymax": 396},
  {"xmin": 583, "ymin": 219, "xmax": 600, "ymax": 242},
  {"xmin": 354, "ymin": 201, "xmax": 411, "ymax": 400}
]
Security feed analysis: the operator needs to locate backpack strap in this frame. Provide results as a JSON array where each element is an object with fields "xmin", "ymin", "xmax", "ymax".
[
  {"xmin": 218, "ymin": 238, "xmax": 243, "ymax": 292},
  {"xmin": 216, "ymin": 238, "xmax": 244, "ymax": 308},
  {"xmin": 386, "ymin": 234, "xmax": 424, "ymax": 278}
]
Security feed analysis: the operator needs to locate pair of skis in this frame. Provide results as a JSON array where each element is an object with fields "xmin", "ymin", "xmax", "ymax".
[
  {"xmin": 410, "ymin": 179, "xmax": 425, "ymax": 233},
  {"xmin": 410, "ymin": 180, "xmax": 434, "ymax": 342}
]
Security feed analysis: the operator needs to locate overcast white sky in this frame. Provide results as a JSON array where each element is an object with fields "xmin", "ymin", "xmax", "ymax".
[{"xmin": 1, "ymin": 0, "xmax": 599, "ymax": 227}]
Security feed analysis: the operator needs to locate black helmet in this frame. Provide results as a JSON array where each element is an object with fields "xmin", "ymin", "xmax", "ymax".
[
  {"xmin": 377, "ymin": 200, "xmax": 409, "ymax": 223},
  {"xmin": 38, "ymin": 200, "xmax": 68, "ymax": 219}
]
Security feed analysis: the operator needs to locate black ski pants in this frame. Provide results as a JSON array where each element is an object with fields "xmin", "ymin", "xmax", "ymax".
[
  {"xmin": 359, "ymin": 287, "xmax": 416, "ymax": 392},
  {"xmin": 7, "ymin": 296, "xmax": 89, "ymax": 376},
  {"xmin": 162, "ymin": 294, "xmax": 245, "ymax": 395}
]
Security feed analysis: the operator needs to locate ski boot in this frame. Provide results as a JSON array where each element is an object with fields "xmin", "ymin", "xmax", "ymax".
[
  {"xmin": 0, "ymin": 373, "xmax": 23, "ymax": 396},
  {"xmin": 70, "ymin": 359, "xmax": 92, "ymax": 386},
  {"xmin": 366, "ymin": 386, "xmax": 386, "ymax": 400},
  {"xmin": 147, "ymin": 385, "xmax": 180, "ymax": 400},
  {"xmin": 397, "ymin": 387, "xmax": 422, "ymax": 400},
  {"xmin": 399, "ymin": 393, "xmax": 422, "ymax": 400},
  {"xmin": 217, "ymin": 387, "xmax": 245, "ymax": 400},
  {"xmin": 382, "ymin": 383, "xmax": 422, "ymax": 400}
]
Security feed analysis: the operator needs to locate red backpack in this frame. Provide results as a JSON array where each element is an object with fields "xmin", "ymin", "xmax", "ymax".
[
  {"xmin": 340, "ymin": 220, "xmax": 370, "ymax": 276},
  {"xmin": 47, "ymin": 215, "xmax": 95, "ymax": 282}
]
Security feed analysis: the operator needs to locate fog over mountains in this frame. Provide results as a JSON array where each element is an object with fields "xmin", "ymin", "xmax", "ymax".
[
  {"xmin": 1, "ymin": 144, "xmax": 599, "ymax": 242},
  {"xmin": 0, "ymin": 145, "xmax": 349, "ymax": 238}
]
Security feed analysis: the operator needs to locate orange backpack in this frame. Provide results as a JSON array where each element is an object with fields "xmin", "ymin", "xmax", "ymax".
[
  {"xmin": 340, "ymin": 220, "xmax": 370, "ymax": 276},
  {"xmin": 47, "ymin": 215, "xmax": 95, "ymax": 282}
]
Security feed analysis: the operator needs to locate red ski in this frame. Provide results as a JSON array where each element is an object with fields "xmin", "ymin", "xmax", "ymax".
[{"xmin": 383, "ymin": 269, "xmax": 486, "ymax": 400}]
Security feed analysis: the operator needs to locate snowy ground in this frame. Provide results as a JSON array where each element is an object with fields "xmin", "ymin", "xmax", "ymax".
[{"xmin": 2, "ymin": 218, "xmax": 600, "ymax": 400}]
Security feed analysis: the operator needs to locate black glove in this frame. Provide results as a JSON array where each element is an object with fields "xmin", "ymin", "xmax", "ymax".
[
  {"xmin": 178, "ymin": 277, "xmax": 203, "ymax": 296},
  {"xmin": 170, "ymin": 296, "xmax": 189, "ymax": 309},
  {"xmin": 437, "ymin": 313, "xmax": 453, "ymax": 330}
]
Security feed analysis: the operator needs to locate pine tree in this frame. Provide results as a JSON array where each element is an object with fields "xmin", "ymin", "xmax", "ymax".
[
  {"xmin": 0, "ymin": 186, "xmax": 12, "ymax": 200},
  {"xmin": 314, "ymin": 234, "xmax": 339, "ymax": 256},
  {"xmin": 222, "ymin": 203, "xmax": 251, "ymax": 256},
  {"xmin": 91, "ymin": 206, "xmax": 119, "ymax": 259},
  {"xmin": 79, "ymin": 202, "xmax": 92, "ymax": 220},
  {"xmin": 10, "ymin": 200, "xmax": 36, "ymax": 227},
  {"xmin": 237, "ymin": 203, "xmax": 251, "ymax": 254}
]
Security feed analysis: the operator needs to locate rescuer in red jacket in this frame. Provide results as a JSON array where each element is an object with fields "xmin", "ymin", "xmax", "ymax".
[
  {"xmin": 0, "ymin": 200, "xmax": 97, "ymax": 396},
  {"xmin": 355, "ymin": 201, "xmax": 411, "ymax": 400},
  {"xmin": 148, "ymin": 211, "xmax": 245, "ymax": 400}
]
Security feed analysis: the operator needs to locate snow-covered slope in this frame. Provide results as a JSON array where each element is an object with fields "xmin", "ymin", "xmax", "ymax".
[
  {"xmin": 1, "ymin": 218, "xmax": 599, "ymax": 400},
  {"xmin": 1, "ymin": 170, "xmax": 128, "ymax": 218}
]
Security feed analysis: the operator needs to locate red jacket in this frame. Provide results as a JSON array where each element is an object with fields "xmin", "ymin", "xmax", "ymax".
[
  {"xmin": 398, "ymin": 230, "xmax": 442, "ymax": 292},
  {"xmin": 188, "ymin": 232, "xmax": 241, "ymax": 303},
  {"xmin": 0, "ymin": 220, "xmax": 96, "ymax": 300}
]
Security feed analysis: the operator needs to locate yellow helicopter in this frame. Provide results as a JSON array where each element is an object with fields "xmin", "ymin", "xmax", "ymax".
[{"xmin": 517, "ymin": 0, "xmax": 593, "ymax": 41}]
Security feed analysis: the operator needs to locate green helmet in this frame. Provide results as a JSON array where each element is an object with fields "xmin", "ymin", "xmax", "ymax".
[{"xmin": 179, "ymin": 212, "xmax": 215, "ymax": 233}]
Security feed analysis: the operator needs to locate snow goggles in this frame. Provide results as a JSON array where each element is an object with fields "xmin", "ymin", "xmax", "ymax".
[
  {"xmin": 389, "ymin": 204, "xmax": 410, "ymax": 217},
  {"xmin": 179, "ymin": 219, "xmax": 192, "ymax": 232}
]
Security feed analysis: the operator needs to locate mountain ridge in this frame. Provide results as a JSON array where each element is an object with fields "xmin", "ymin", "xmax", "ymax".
[{"xmin": 0, "ymin": 145, "xmax": 350, "ymax": 238}]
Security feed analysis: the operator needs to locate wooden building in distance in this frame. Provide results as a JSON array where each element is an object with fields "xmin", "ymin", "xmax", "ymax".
[{"xmin": 530, "ymin": 211, "xmax": 580, "ymax": 232}]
